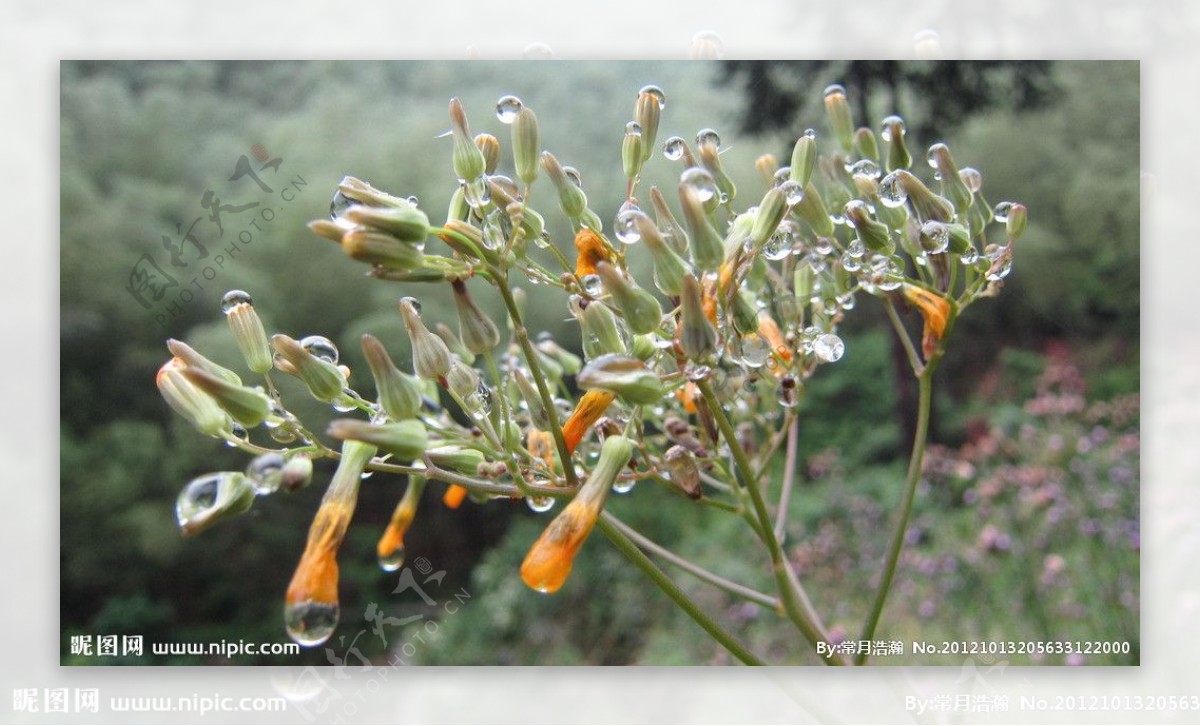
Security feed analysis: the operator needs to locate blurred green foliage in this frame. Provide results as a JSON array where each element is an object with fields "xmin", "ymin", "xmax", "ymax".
[{"xmin": 60, "ymin": 61, "xmax": 1137, "ymax": 664}]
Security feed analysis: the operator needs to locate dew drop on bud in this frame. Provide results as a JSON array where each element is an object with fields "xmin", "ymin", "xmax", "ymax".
[
  {"xmin": 612, "ymin": 477, "xmax": 636, "ymax": 494},
  {"xmin": 639, "ymin": 84, "xmax": 667, "ymax": 110},
  {"xmin": 495, "ymin": 95, "xmax": 523, "ymax": 123},
  {"xmin": 465, "ymin": 382, "xmax": 493, "ymax": 419},
  {"xmin": 624, "ymin": 121, "xmax": 643, "ymax": 137},
  {"xmin": 284, "ymin": 601, "xmax": 339, "ymax": 647},
  {"xmin": 462, "ymin": 176, "xmax": 491, "ymax": 210},
  {"xmin": 663, "ymin": 136, "xmax": 686, "ymax": 161},
  {"xmin": 401, "ymin": 296, "xmax": 422, "ymax": 315},
  {"xmin": 920, "ymin": 221, "xmax": 950, "ymax": 254},
  {"xmin": 992, "ymin": 201, "xmax": 1015, "ymax": 223},
  {"xmin": 378, "ymin": 544, "xmax": 405, "ymax": 572},
  {"xmin": 959, "ymin": 167, "xmax": 982, "ymax": 193},
  {"xmin": 563, "ymin": 166, "xmax": 583, "ymax": 189},
  {"xmin": 228, "ymin": 423, "xmax": 249, "ymax": 444},
  {"xmin": 840, "ymin": 252, "xmax": 861, "ymax": 272},
  {"xmin": 814, "ymin": 238, "xmax": 834, "ymax": 256},
  {"xmin": 823, "ymin": 83, "xmax": 846, "ymax": 100},
  {"xmin": 614, "ymin": 206, "xmax": 644, "ymax": 245},
  {"xmin": 680, "ymin": 167, "xmax": 717, "ymax": 203},
  {"xmin": 300, "ymin": 335, "xmax": 339, "ymax": 364},
  {"xmin": 813, "ymin": 333, "xmax": 845, "ymax": 363},
  {"xmin": 695, "ymin": 128, "xmax": 721, "ymax": 148},
  {"xmin": 779, "ymin": 179, "xmax": 805, "ymax": 206},
  {"xmin": 772, "ymin": 166, "xmax": 793, "ymax": 187},
  {"xmin": 878, "ymin": 172, "xmax": 908, "ymax": 208},
  {"xmin": 777, "ymin": 376, "xmax": 801, "ymax": 408},
  {"xmin": 741, "ymin": 335, "xmax": 770, "ymax": 368},
  {"xmin": 926, "ymin": 143, "xmax": 947, "ymax": 169},
  {"xmin": 246, "ymin": 453, "xmax": 286, "ymax": 495},
  {"xmin": 847, "ymin": 240, "xmax": 866, "ymax": 259},
  {"xmin": 176, "ymin": 473, "xmax": 222, "ymax": 528},
  {"xmin": 526, "ymin": 495, "xmax": 555, "ymax": 513},
  {"xmin": 880, "ymin": 115, "xmax": 906, "ymax": 143},
  {"xmin": 763, "ymin": 229, "xmax": 793, "ymax": 261},
  {"xmin": 329, "ymin": 189, "xmax": 356, "ymax": 223},
  {"xmin": 847, "ymin": 159, "xmax": 882, "ymax": 179},
  {"xmin": 221, "ymin": 289, "xmax": 253, "ymax": 314},
  {"xmin": 580, "ymin": 274, "xmax": 603, "ymax": 297}
]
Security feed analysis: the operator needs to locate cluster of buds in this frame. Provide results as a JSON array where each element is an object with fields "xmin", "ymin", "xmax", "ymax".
[{"xmin": 156, "ymin": 81, "xmax": 1024, "ymax": 650}]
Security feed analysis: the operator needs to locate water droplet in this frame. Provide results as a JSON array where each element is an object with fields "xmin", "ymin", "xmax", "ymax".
[
  {"xmin": 741, "ymin": 334, "xmax": 770, "ymax": 368},
  {"xmin": 331, "ymin": 393, "xmax": 358, "ymax": 413},
  {"xmin": 228, "ymin": 423, "xmax": 248, "ymax": 444},
  {"xmin": 690, "ymin": 30, "xmax": 725, "ymax": 60},
  {"xmin": 803, "ymin": 128, "xmax": 817, "ymax": 140},
  {"xmin": 881, "ymin": 115, "xmax": 906, "ymax": 143},
  {"xmin": 695, "ymin": 128, "xmax": 721, "ymax": 148},
  {"xmin": 685, "ymin": 364, "xmax": 712, "ymax": 382},
  {"xmin": 176, "ymin": 473, "xmax": 222, "ymax": 527},
  {"xmin": 526, "ymin": 495, "xmax": 555, "ymax": 513},
  {"xmin": 269, "ymin": 425, "xmax": 298, "ymax": 444},
  {"xmin": 777, "ymin": 377, "xmax": 801, "ymax": 408},
  {"xmin": 838, "ymin": 293, "xmax": 856, "ymax": 311},
  {"xmin": 625, "ymin": 121, "xmax": 643, "ymax": 137},
  {"xmin": 872, "ymin": 256, "xmax": 904, "ymax": 291},
  {"xmin": 522, "ymin": 42, "xmax": 554, "ymax": 60},
  {"xmin": 330, "ymin": 189, "xmax": 355, "ymax": 221},
  {"xmin": 462, "ymin": 176, "xmax": 491, "ymax": 210},
  {"xmin": 959, "ymin": 167, "xmax": 982, "ymax": 193},
  {"xmin": 959, "ymin": 248, "xmax": 979, "ymax": 264},
  {"xmin": 580, "ymin": 274, "xmax": 603, "ymax": 297},
  {"xmin": 465, "ymin": 382, "xmax": 493, "ymax": 419},
  {"xmin": 823, "ymin": 83, "xmax": 847, "ymax": 100},
  {"xmin": 680, "ymin": 167, "xmax": 717, "ymax": 203},
  {"xmin": 992, "ymin": 201, "xmax": 1015, "ymax": 223},
  {"xmin": 841, "ymin": 252, "xmax": 861, "ymax": 272},
  {"xmin": 779, "ymin": 179, "xmax": 805, "ymax": 206},
  {"xmin": 496, "ymin": 95, "xmax": 523, "ymax": 123},
  {"xmin": 378, "ymin": 544, "xmax": 405, "ymax": 572},
  {"xmin": 663, "ymin": 136, "xmax": 687, "ymax": 161},
  {"xmin": 612, "ymin": 477, "xmax": 635, "ymax": 494},
  {"xmin": 614, "ymin": 204, "xmax": 644, "ymax": 245},
  {"xmin": 847, "ymin": 240, "xmax": 866, "ymax": 259},
  {"xmin": 284, "ymin": 601, "xmax": 339, "ymax": 647},
  {"xmin": 639, "ymin": 84, "xmax": 667, "ymax": 109},
  {"xmin": 300, "ymin": 335, "xmax": 339, "ymax": 364},
  {"xmin": 772, "ymin": 166, "xmax": 793, "ymax": 187},
  {"xmin": 920, "ymin": 221, "xmax": 950, "ymax": 254},
  {"xmin": 246, "ymin": 453, "xmax": 286, "ymax": 495},
  {"xmin": 814, "ymin": 238, "xmax": 834, "ymax": 256},
  {"xmin": 221, "ymin": 289, "xmax": 253, "ymax": 314},
  {"xmin": 878, "ymin": 172, "xmax": 908, "ymax": 208},
  {"xmin": 813, "ymin": 333, "xmax": 845, "ymax": 362},
  {"xmin": 563, "ymin": 166, "xmax": 583, "ymax": 188},
  {"xmin": 401, "ymin": 296, "xmax": 422, "ymax": 316},
  {"xmin": 847, "ymin": 159, "xmax": 882, "ymax": 179},
  {"xmin": 986, "ymin": 246, "xmax": 1013, "ymax": 280},
  {"xmin": 926, "ymin": 143, "xmax": 948, "ymax": 170}
]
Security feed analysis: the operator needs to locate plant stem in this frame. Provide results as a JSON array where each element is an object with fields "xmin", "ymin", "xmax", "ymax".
[
  {"xmin": 854, "ymin": 367, "xmax": 933, "ymax": 665},
  {"xmin": 695, "ymin": 378, "xmax": 847, "ymax": 665},
  {"xmin": 884, "ymin": 298, "xmax": 923, "ymax": 375},
  {"xmin": 773, "ymin": 416, "xmax": 799, "ymax": 543},
  {"xmin": 596, "ymin": 513, "xmax": 765, "ymax": 665},
  {"xmin": 605, "ymin": 513, "xmax": 780, "ymax": 611}
]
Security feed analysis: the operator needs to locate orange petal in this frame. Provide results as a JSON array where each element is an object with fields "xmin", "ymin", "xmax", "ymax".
[
  {"xmin": 757, "ymin": 313, "xmax": 792, "ymax": 363},
  {"xmin": 519, "ymin": 498, "xmax": 602, "ymax": 593},
  {"xmin": 574, "ymin": 227, "xmax": 616, "ymax": 280},
  {"xmin": 442, "ymin": 484, "xmax": 468, "ymax": 509},
  {"xmin": 902, "ymin": 284, "xmax": 950, "ymax": 341},
  {"xmin": 675, "ymin": 382, "xmax": 699, "ymax": 414},
  {"xmin": 527, "ymin": 428, "xmax": 557, "ymax": 471},
  {"xmin": 561, "ymin": 390, "xmax": 615, "ymax": 454},
  {"xmin": 701, "ymin": 274, "xmax": 719, "ymax": 326}
]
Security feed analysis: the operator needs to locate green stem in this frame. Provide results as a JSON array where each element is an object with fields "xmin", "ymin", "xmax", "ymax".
[
  {"xmin": 695, "ymin": 378, "xmax": 846, "ymax": 666},
  {"xmin": 854, "ymin": 367, "xmax": 933, "ymax": 665},
  {"xmin": 606, "ymin": 513, "xmax": 780, "ymax": 611},
  {"xmin": 773, "ymin": 415, "xmax": 799, "ymax": 543},
  {"xmin": 884, "ymin": 299, "xmax": 923, "ymax": 375},
  {"xmin": 596, "ymin": 513, "xmax": 765, "ymax": 665}
]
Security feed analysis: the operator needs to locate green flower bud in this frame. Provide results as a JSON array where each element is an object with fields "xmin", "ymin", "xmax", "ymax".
[
  {"xmin": 595, "ymin": 261, "xmax": 663, "ymax": 336},
  {"xmin": 844, "ymin": 200, "xmax": 895, "ymax": 254},
  {"xmin": 438, "ymin": 219, "xmax": 497, "ymax": 264},
  {"xmin": 790, "ymin": 132, "xmax": 817, "ymax": 187},
  {"xmin": 157, "ymin": 359, "xmax": 229, "ymax": 437},
  {"xmin": 731, "ymin": 291, "xmax": 759, "ymax": 336},
  {"xmin": 361, "ymin": 334, "xmax": 422, "ymax": 420},
  {"xmin": 634, "ymin": 91, "xmax": 661, "ymax": 163},
  {"xmin": 678, "ymin": 185, "xmax": 724, "ymax": 273},
  {"xmin": 341, "ymin": 229, "xmax": 425, "ymax": 269},
  {"xmin": 445, "ymin": 186, "xmax": 470, "ymax": 223},
  {"xmin": 512, "ymin": 107, "xmax": 540, "ymax": 186},
  {"xmin": 926, "ymin": 143, "xmax": 973, "ymax": 213},
  {"xmin": 622, "ymin": 123, "xmax": 645, "ymax": 183},
  {"xmin": 327, "ymin": 419, "xmax": 427, "ymax": 462},
  {"xmin": 166, "ymin": 339, "xmax": 241, "ymax": 386},
  {"xmin": 535, "ymin": 339, "xmax": 582, "ymax": 376},
  {"xmin": 579, "ymin": 299, "xmax": 627, "ymax": 359},
  {"xmin": 450, "ymin": 279, "xmax": 500, "ymax": 355},
  {"xmin": 475, "ymin": 133, "xmax": 500, "ymax": 175},
  {"xmin": 179, "ymin": 367, "xmax": 271, "ymax": 428},
  {"xmin": 823, "ymin": 84, "xmax": 854, "ymax": 152},
  {"xmin": 336, "ymin": 176, "xmax": 407, "ymax": 208},
  {"xmin": 578, "ymin": 209, "xmax": 604, "ymax": 235},
  {"xmin": 426, "ymin": 445, "xmax": 487, "ymax": 474},
  {"xmin": 636, "ymin": 213, "xmax": 690, "ymax": 297},
  {"xmin": 792, "ymin": 182, "xmax": 835, "ymax": 237},
  {"xmin": 750, "ymin": 187, "xmax": 789, "ymax": 250},
  {"xmin": 649, "ymin": 186, "xmax": 689, "ymax": 255},
  {"xmin": 307, "ymin": 219, "xmax": 346, "ymax": 244},
  {"xmin": 854, "ymin": 127, "xmax": 880, "ymax": 161},
  {"xmin": 449, "ymin": 98, "xmax": 486, "ymax": 182},
  {"xmin": 176, "ymin": 471, "xmax": 256, "ymax": 537},
  {"xmin": 855, "ymin": 175, "xmax": 909, "ymax": 230},
  {"xmin": 679, "ymin": 274, "xmax": 717, "ymax": 361},
  {"xmin": 444, "ymin": 358, "xmax": 481, "ymax": 401},
  {"xmin": 222, "ymin": 292, "xmax": 273, "ymax": 374},
  {"xmin": 577, "ymin": 353, "xmax": 664, "ymax": 405},
  {"xmin": 946, "ymin": 223, "xmax": 973, "ymax": 255},
  {"xmin": 399, "ymin": 297, "xmax": 452, "ymax": 381},
  {"xmin": 280, "ymin": 454, "xmax": 314, "ymax": 492},
  {"xmin": 697, "ymin": 140, "xmax": 736, "ymax": 202},
  {"xmin": 272, "ymin": 334, "xmax": 346, "ymax": 403},
  {"xmin": 513, "ymin": 368, "xmax": 550, "ymax": 429},
  {"xmin": 436, "ymin": 322, "xmax": 474, "ymax": 365},
  {"xmin": 1005, "ymin": 203, "xmax": 1028, "ymax": 240},
  {"xmin": 893, "ymin": 170, "xmax": 955, "ymax": 223},
  {"xmin": 631, "ymin": 334, "xmax": 656, "ymax": 361},
  {"xmin": 882, "ymin": 115, "xmax": 912, "ymax": 172},
  {"xmin": 541, "ymin": 151, "xmax": 588, "ymax": 219},
  {"xmin": 794, "ymin": 261, "xmax": 815, "ymax": 300},
  {"xmin": 664, "ymin": 445, "xmax": 701, "ymax": 499},
  {"xmin": 343, "ymin": 205, "xmax": 430, "ymax": 244}
]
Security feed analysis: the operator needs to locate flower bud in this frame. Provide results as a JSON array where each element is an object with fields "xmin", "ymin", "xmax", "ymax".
[
  {"xmin": 790, "ymin": 133, "xmax": 817, "ymax": 187},
  {"xmin": 926, "ymin": 143, "xmax": 972, "ymax": 213},
  {"xmin": 854, "ymin": 127, "xmax": 880, "ymax": 161},
  {"xmin": 327, "ymin": 419, "xmax": 428, "ymax": 461},
  {"xmin": 750, "ymin": 187, "xmax": 789, "ymax": 250},
  {"xmin": 844, "ymin": 200, "xmax": 894, "ymax": 254},
  {"xmin": 222, "ymin": 292, "xmax": 273, "ymax": 374},
  {"xmin": 579, "ymin": 300, "xmax": 627, "ymax": 359},
  {"xmin": 437, "ymin": 219, "xmax": 497, "ymax": 263},
  {"xmin": 823, "ymin": 84, "xmax": 854, "ymax": 152},
  {"xmin": 663, "ymin": 445, "xmax": 701, "ymax": 499},
  {"xmin": 622, "ymin": 123, "xmax": 645, "ymax": 183},
  {"xmin": 179, "ymin": 367, "xmax": 271, "ymax": 428},
  {"xmin": 794, "ymin": 261, "xmax": 815, "ymax": 300},
  {"xmin": 280, "ymin": 454, "xmax": 314, "ymax": 492},
  {"xmin": 882, "ymin": 115, "xmax": 912, "ymax": 172},
  {"xmin": 561, "ymin": 390, "xmax": 616, "ymax": 454},
  {"xmin": 594, "ymin": 261, "xmax": 662, "ymax": 336},
  {"xmin": 176, "ymin": 471, "xmax": 256, "ymax": 537},
  {"xmin": 527, "ymin": 427, "xmax": 559, "ymax": 472},
  {"xmin": 450, "ymin": 280, "xmax": 500, "ymax": 355},
  {"xmin": 341, "ymin": 229, "xmax": 426, "ymax": 269},
  {"xmin": 892, "ymin": 170, "xmax": 955, "ymax": 223},
  {"xmin": 444, "ymin": 358, "xmax": 481, "ymax": 401},
  {"xmin": 755, "ymin": 153, "xmax": 779, "ymax": 188},
  {"xmin": 166, "ymin": 339, "xmax": 241, "ymax": 386},
  {"xmin": 427, "ymin": 445, "xmax": 487, "ymax": 474},
  {"xmin": 636, "ymin": 214, "xmax": 690, "ymax": 297},
  {"xmin": 399, "ymin": 297, "xmax": 452, "ymax": 381},
  {"xmin": 520, "ymin": 435, "xmax": 633, "ymax": 593},
  {"xmin": 634, "ymin": 91, "xmax": 661, "ymax": 163},
  {"xmin": 542, "ymin": 151, "xmax": 589, "ymax": 219},
  {"xmin": 696, "ymin": 139, "xmax": 736, "ymax": 202},
  {"xmin": 511, "ymin": 107, "xmax": 540, "ymax": 186},
  {"xmin": 475, "ymin": 133, "xmax": 500, "ymax": 175},
  {"xmin": 377, "ymin": 478, "xmax": 423, "ymax": 570},
  {"xmin": 1005, "ymin": 203, "xmax": 1028, "ymax": 240},
  {"xmin": 436, "ymin": 323, "xmax": 474, "ymax": 365},
  {"xmin": 445, "ymin": 186, "xmax": 470, "ymax": 223},
  {"xmin": 902, "ymin": 284, "xmax": 952, "ymax": 361},
  {"xmin": 577, "ymin": 353, "xmax": 664, "ymax": 406},
  {"xmin": 273, "ymin": 334, "xmax": 345, "ymax": 403},
  {"xmin": 335, "ymin": 176, "xmax": 406, "ymax": 208},
  {"xmin": 731, "ymin": 291, "xmax": 759, "ymax": 337},
  {"xmin": 678, "ymin": 185, "xmax": 724, "ymax": 272},
  {"xmin": 308, "ymin": 219, "xmax": 347, "ymax": 243},
  {"xmin": 157, "ymin": 359, "xmax": 229, "ymax": 437},
  {"xmin": 513, "ymin": 369, "xmax": 550, "ymax": 429},
  {"xmin": 449, "ymin": 98, "xmax": 486, "ymax": 182},
  {"xmin": 343, "ymin": 205, "xmax": 430, "ymax": 244},
  {"xmin": 361, "ymin": 334, "xmax": 421, "ymax": 420},
  {"xmin": 535, "ymin": 338, "xmax": 583, "ymax": 376},
  {"xmin": 649, "ymin": 186, "xmax": 689, "ymax": 255},
  {"xmin": 791, "ymin": 181, "xmax": 834, "ymax": 237},
  {"xmin": 679, "ymin": 273, "xmax": 717, "ymax": 361}
]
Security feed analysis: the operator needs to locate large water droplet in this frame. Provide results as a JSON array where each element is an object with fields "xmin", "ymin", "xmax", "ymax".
[
  {"xmin": 847, "ymin": 159, "xmax": 882, "ymax": 179},
  {"xmin": 639, "ymin": 84, "xmax": 667, "ymax": 109},
  {"xmin": 612, "ymin": 477, "xmax": 635, "ymax": 494},
  {"xmin": 300, "ymin": 335, "xmax": 339, "ymax": 364},
  {"xmin": 814, "ymin": 238, "xmax": 835, "ymax": 256},
  {"xmin": 878, "ymin": 172, "xmax": 908, "ymax": 208},
  {"xmin": 663, "ymin": 136, "xmax": 687, "ymax": 161},
  {"xmin": 401, "ymin": 296, "xmax": 422, "ymax": 316},
  {"xmin": 813, "ymin": 333, "xmax": 845, "ymax": 362},
  {"xmin": 496, "ymin": 95, "xmax": 523, "ymax": 124},
  {"xmin": 330, "ymin": 189, "xmax": 355, "ymax": 221},
  {"xmin": 985, "ymin": 246, "xmax": 1013, "ymax": 281},
  {"xmin": 777, "ymin": 377, "xmax": 801, "ymax": 408},
  {"xmin": 246, "ymin": 453, "xmax": 286, "ymax": 495},
  {"xmin": 563, "ymin": 166, "xmax": 583, "ymax": 189},
  {"xmin": 823, "ymin": 83, "xmax": 847, "ymax": 100},
  {"xmin": 526, "ymin": 495, "xmax": 555, "ymax": 513},
  {"xmin": 959, "ymin": 167, "xmax": 982, "ymax": 193},
  {"xmin": 695, "ymin": 128, "xmax": 721, "ymax": 148},
  {"xmin": 881, "ymin": 115, "xmax": 906, "ymax": 143},
  {"xmin": 624, "ymin": 121, "xmax": 643, "ymax": 137},
  {"xmin": 741, "ymin": 334, "xmax": 770, "ymax": 368},
  {"xmin": 992, "ymin": 201, "xmax": 1015, "ymax": 223},
  {"xmin": 920, "ymin": 221, "xmax": 950, "ymax": 254},
  {"xmin": 176, "ymin": 473, "xmax": 222, "ymax": 527},
  {"xmin": 284, "ymin": 601, "xmax": 339, "ymax": 647},
  {"xmin": 378, "ymin": 544, "xmax": 405, "ymax": 572},
  {"xmin": 846, "ymin": 240, "xmax": 866, "ymax": 259},
  {"xmin": 690, "ymin": 30, "xmax": 724, "ymax": 60},
  {"xmin": 465, "ymin": 382, "xmax": 493, "ymax": 419},
  {"xmin": 614, "ymin": 204, "xmax": 644, "ymax": 245},
  {"xmin": 269, "ymin": 425, "xmax": 298, "ymax": 444},
  {"xmin": 580, "ymin": 274, "xmax": 603, "ymax": 297},
  {"xmin": 779, "ymin": 179, "xmax": 805, "ymax": 206},
  {"xmin": 221, "ymin": 289, "xmax": 253, "ymax": 314},
  {"xmin": 462, "ymin": 176, "xmax": 491, "ymax": 210},
  {"xmin": 840, "ymin": 252, "xmax": 861, "ymax": 272},
  {"xmin": 926, "ymin": 143, "xmax": 948, "ymax": 170},
  {"xmin": 680, "ymin": 167, "xmax": 717, "ymax": 203}
]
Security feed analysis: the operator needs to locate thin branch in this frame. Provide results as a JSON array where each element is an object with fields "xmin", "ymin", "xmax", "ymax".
[{"xmin": 773, "ymin": 416, "xmax": 800, "ymax": 543}]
